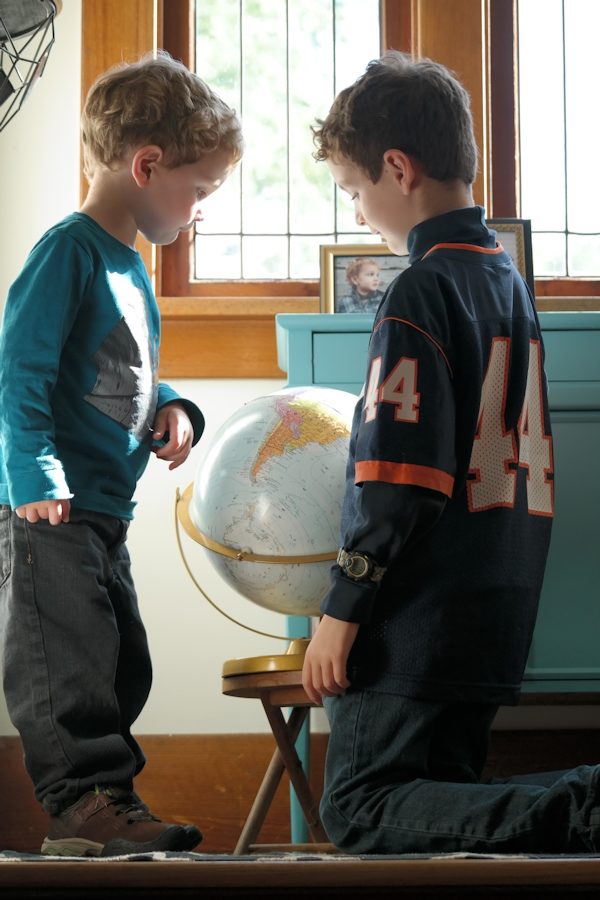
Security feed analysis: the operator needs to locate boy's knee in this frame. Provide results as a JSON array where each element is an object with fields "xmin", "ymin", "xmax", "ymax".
[{"xmin": 320, "ymin": 790, "xmax": 368, "ymax": 854}]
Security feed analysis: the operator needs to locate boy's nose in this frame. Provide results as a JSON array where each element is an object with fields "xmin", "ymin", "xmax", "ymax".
[{"xmin": 353, "ymin": 199, "xmax": 366, "ymax": 227}]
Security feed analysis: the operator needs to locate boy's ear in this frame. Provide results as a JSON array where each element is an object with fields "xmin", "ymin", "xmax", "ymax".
[
  {"xmin": 131, "ymin": 145, "xmax": 164, "ymax": 187},
  {"xmin": 382, "ymin": 149, "xmax": 420, "ymax": 194}
]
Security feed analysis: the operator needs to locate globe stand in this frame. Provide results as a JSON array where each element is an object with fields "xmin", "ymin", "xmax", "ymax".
[
  {"xmin": 175, "ymin": 489, "xmax": 334, "ymax": 851},
  {"xmin": 175, "ymin": 484, "xmax": 308, "ymax": 642},
  {"xmin": 221, "ymin": 639, "xmax": 333, "ymax": 854},
  {"xmin": 174, "ymin": 387, "xmax": 356, "ymax": 853},
  {"xmin": 222, "ymin": 638, "xmax": 310, "ymax": 678}
]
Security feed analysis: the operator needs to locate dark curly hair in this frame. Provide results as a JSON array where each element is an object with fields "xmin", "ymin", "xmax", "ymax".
[{"xmin": 313, "ymin": 50, "xmax": 477, "ymax": 185}]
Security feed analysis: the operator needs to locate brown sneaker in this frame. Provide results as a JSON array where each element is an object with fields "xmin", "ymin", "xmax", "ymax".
[{"xmin": 40, "ymin": 786, "xmax": 202, "ymax": 857}]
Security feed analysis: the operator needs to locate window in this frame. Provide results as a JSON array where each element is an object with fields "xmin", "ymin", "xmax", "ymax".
[
  {"xmin": 157, "ymin": 0, "xmax": 407, "ymax": 377},
  {"xmin": 518, "ymin": 0, "xmax": 600, "ymax": 279},
  {"xmin": 489, "ymin": 0, "xmax": 599, "ymax": 301},
  {"xmin": 82, "ymin": 0, "xmax": 599, "ymax": 379},
  {"xmin": 162, "ymin": 0, "xmax": 384, "ymax": 303},
  {"xmin": 193, "ymin": 0, "xmax": 381, "ymax": 283}
]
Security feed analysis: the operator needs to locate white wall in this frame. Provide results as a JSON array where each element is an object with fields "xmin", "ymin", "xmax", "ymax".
[{"xmin": 0, "ymin": 1, "xmax": 81, "ymax": 304}]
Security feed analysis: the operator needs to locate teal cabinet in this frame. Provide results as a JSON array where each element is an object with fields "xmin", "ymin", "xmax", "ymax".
[{"xmin": 276, "ymin": 312, "xmax": 600, "ymax": 695}]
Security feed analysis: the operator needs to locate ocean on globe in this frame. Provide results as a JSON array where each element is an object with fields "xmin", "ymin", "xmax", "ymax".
[{"xmin": 188, "ymin": 386, "xmax": 358, "ymax": 617}]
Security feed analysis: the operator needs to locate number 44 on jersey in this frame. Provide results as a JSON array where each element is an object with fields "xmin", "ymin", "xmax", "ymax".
[
  {"xmin": 363, "ymin": 338, "xmax": 554, "ymax": 517},
  {"xmin": 468, "ymin": 338, "xmax": 553, "ymax": 516}
]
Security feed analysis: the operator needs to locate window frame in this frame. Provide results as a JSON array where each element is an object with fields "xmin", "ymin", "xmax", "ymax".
[
  {"xmin": 487, "ymin": 0, "xmax": 600, "ymax": 305},
  {"xmin": 81, "ymin": 0, "xmax": 600, "ymax": 379}
]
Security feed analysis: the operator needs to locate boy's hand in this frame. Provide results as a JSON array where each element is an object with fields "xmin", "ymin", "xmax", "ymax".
[
  {"xmin": 302, "ymin": 614, "xmax": 359, "ymax": 705},
  {"xmin": 15, "ymin": 499, "xmax": 71, "ymax": 525},
  {"xmin": 152, "ymin": 402, "xmax": 194, "ymax": 470}
]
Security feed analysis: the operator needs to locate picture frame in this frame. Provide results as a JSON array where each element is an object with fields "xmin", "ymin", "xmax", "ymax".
[
  {"xmin": 320, "ymin": 218, "xmax": 534, "ymax": 313},
  {"xmin": 319, "ymin": 244, "xmax": 409, "ymax": 313},
  {"xmin": 486, "ymin": 218, "xmax": 535, "ymax": 294}
]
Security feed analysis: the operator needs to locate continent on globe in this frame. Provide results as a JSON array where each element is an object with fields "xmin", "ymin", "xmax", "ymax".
[
  {"xmin": 251, "ymin": 395, "xmax": 353, "ymax": 481},
  {"xmin": 187, "ymin": 386, "xmax": 358, "ymax": 617}
]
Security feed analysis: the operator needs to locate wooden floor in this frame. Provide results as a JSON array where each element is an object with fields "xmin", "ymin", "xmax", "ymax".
[{"xmin": 2, "ymin": 855, "xmax": 600, "ymax": 899}]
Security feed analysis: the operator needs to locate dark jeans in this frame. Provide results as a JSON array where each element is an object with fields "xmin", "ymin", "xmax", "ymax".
[
  {"xmin": 322, "ymin": 689, "xmax": 600, "ymax": 853},
  {"xmin": 0, "ymin": 507, "xmax": 152, "ymax": 814}
]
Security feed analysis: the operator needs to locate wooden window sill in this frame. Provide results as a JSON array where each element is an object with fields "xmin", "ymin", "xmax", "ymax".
[
  {"xmin": 157, "ymin": 294, "xmax": 600, "ymax": 380},
  {"xmin": 157, "ymin": 296, "xmax": 319, "ymax": 379}
]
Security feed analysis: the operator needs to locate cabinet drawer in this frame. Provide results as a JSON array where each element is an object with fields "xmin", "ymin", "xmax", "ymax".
[
  {"xmin": 543, "ymin": 330, "xmax": 600, "ymax": 383},
  {"xmin": 313, "ymin": 332, "xmax": 370, "ymax": 384}
]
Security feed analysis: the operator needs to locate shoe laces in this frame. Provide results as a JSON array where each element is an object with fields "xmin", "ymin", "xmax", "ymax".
[{"xmin": 95, "ymin": 786, "xmax": 161, "ymax": 824}]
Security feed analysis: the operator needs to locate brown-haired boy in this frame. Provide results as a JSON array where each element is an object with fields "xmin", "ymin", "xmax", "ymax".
[{"xmin": 302, "ymin": 52, "xmax": 594, "ymax": 855}]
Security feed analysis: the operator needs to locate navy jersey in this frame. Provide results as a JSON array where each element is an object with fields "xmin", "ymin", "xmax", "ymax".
[{"xmin": 322, "ymin": 206, "xmax": 554, "ymax": 704}]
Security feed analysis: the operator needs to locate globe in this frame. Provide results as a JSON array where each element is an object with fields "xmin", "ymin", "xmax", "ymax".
[{"xmin": 184, "ymin": 386, "xmax": 357, "ymax": 617}]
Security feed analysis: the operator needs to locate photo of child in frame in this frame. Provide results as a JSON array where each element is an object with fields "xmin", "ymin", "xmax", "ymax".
[
  {"xmin": 322, "ymin": 247, "xmax": 410, "ymax": 313},
  {"xmin": 321, "ymin": 220, "xmax": 532, "ymax": 314},
  {"xmin": 337, "ymin": 257, "xmax": 385, "ymax": 313}
]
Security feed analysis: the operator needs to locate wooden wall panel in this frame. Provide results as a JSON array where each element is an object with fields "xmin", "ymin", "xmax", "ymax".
[
  {"xmin": 3, "ymin": 729, "xmax": 600, "ymax": 855},
  {"xmin": 158, "ymin": 317, "xmax": 285, "ymax": 379},
  {"xmin": 381, "ymin": 0, "xmax": 413, "ymax": 53},
  {"xmin": 0, "ymin": 734, "xmax": 327, "ymax": 855},
  {"xmin": 411, "ymin": 0, "xmax": 488, "ymax": 208},
  {"xmin": 80, "ymin": 0, "xmax": 157, "ymax": 277}
]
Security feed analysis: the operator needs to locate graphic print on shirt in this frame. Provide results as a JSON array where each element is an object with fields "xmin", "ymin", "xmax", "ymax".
[
  {"xmin": 84, "ymin": 273, "xmax": 158, "ymax": 442},
  {"xmin": 468, "ymin": 337, "xmax": 553, "ymax": 516}
]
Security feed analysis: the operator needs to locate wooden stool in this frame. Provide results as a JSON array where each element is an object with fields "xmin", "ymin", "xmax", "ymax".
[{"xmin": 222, "ymin": 641, "xmax": 333, "ymax": 854}]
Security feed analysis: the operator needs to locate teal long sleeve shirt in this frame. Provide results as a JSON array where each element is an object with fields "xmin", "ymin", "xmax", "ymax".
[{"xmin": 0, "ymin": 213, "xmax": 204, "ymax": 519}]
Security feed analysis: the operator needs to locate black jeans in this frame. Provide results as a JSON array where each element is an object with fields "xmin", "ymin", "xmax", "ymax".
[
  {"xmin": 0, "ymin": 507, "xmax": 152, "ymax": 814},
  {"xmin": 321, "ymin": 689, "xmax": 600, "ymax": 853}
]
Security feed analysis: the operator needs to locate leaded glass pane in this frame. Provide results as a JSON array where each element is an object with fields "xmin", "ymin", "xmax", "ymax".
[
  {"xmin": 531, "ymin": 232, "xmax": 567, "ymax": 278},
  {"xmin": 290, "ymin": 234, "xmax": 333, "ymax": 279},
  {"xmin": 194, "ymin": 234, "xmax": 241, "ymax": 279},
  {"xmin": 194, "ymin": 0, "xmax": 381, "ymax": 280},
  {"xmin": 564, "ymin": 0, "xmax": 600, "ymax": 233},
  {"xmin": 568, "ymin": 234, "xmax": 600, "ymax": 277},
  {"xmin": 334, "ymin": 0, "xmax": 380, "ymax": 91},
  {"xmin": 519, "ymin": 0, "xmax": 599, "ymax": 277},
  {"xmin": 242, "ymin": 235, "xmax": 288, "ymax": 278},
  {"xmin": 196, "ymin": 0, "xmax": 241, "ymax": 108},
  {"xmin": 519, "ymin": 0, "xmax": 565, "ymax": 234},
  {"xmin": 241, "ymin": 0, "xmax": 288, "ymax": 234},
  {"xmin": 288, "ymin": 0, "xmax": 335, "ymax": 235}
]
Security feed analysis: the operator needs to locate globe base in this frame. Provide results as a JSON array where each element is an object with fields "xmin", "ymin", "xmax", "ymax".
[{"xmin": 222, "ymin": 638, "xmax": 309, "ymax": 677}]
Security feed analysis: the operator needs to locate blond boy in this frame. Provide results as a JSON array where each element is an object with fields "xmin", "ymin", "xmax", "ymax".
[{"xmin": 0, "ymin": 52, "xmax": 242, "ymax": 856}]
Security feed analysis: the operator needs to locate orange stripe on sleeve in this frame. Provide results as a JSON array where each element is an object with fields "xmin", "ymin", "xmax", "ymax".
[{"xmin": 355, "ymin": 460, "xmax": 454, "ymax": 497}]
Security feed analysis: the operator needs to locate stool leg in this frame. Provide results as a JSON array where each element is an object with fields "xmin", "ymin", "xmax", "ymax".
[
  {"xmin": 234, "ymin": 745, "xmax": 286, "ymax": 854},
  {"xmin": 262, "ymin": 703, "xmax": 329, "ymax": 844},
  {"xmin": 234, "ymin": 706, "xmax": 309, "ymax": 854}
]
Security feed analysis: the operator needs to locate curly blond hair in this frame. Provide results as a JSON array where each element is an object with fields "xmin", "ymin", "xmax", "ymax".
[
  {"xmin": 81, "ymin": 51, "xmax": 243, "ymax": 179},
  {"xmin": 345, "ymin": 257, "xmax": 380, "ymax": 285}
]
